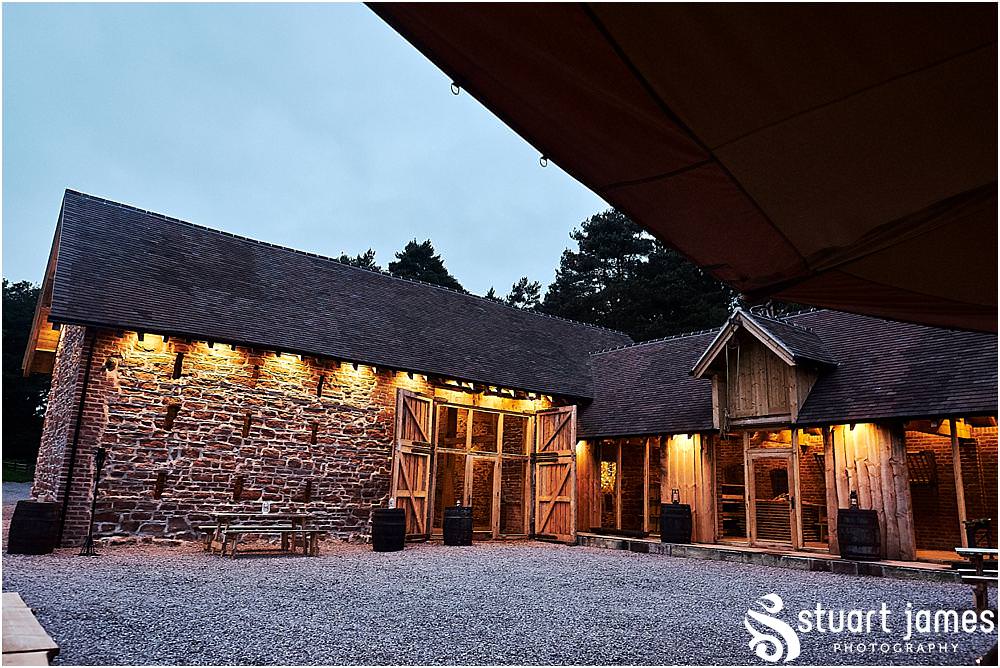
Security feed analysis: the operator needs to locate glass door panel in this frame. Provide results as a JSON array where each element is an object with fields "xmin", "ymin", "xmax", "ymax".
[
  {"xmin": 751, "ymin": 456, "xmax": 792, "ymax": 545},
  {"xmin": 471, "ymin": 411, "xmax": 499, "ymax": 452},
  {"xmin": 499, "ymin": 458, "xmax": 527, "ymax": 535},
  {"xmin": 470, "ymin": 457, "xmax": 496, "ymax": 533},
  {"xmin": 432, "ymin": 452, "xmax": 466, "ymax": 533}
]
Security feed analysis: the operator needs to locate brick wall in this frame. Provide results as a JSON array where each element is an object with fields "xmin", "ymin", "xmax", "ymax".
[
  {"xmin": 905, "ymin": 430, "xmax": 958, "ymax": 550},
  {"xmin": 36, "ymin": 327, "xmax": 555, "ymax": 546},
  {"xmin": 966, "ymin": 426, "xmax": 998, "ymax": 547}
]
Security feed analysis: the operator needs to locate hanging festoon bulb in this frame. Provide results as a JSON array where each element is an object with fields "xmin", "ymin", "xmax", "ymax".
[
  {"xmin": 539, "ymin": 155, "xmax": 549, "ymax": 168},
  {"xmin": 450, "ymin": 82, "xmax": 461, "ymax": 95}
]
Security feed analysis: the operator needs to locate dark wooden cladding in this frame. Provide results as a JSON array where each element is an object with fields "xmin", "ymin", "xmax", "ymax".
[
  {"xmin": 163, "ymin": 403, "xmax": 181, "ymax": 431},
  {"xmin": 171, "ymin": 352, "xmax": 184, "ymax": 379},
  {"xmin": 153, "ymin": 470, "xmax": 167, "ymax": 499}
]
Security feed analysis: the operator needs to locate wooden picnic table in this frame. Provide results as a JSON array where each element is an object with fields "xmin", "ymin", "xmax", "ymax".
[
  {"xmin": 2, "ymin": 593, "xmax": 58, "ymax": 665},
  {"xmin": 203, "ymin": 512, "xmax": 319, "ymax": 557},
  {"xmin": 955, "ymin": 546, "xmax": 998, "ymax": 612}
]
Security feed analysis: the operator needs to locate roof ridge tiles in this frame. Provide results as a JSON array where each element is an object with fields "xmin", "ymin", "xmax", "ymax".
[
  {"xmin": 589, "ymin": 326, "xmax": 720, "ymax": 356},
  {"xmin": 62, "ymin": 189, "xmax": 630, "ymax": 338},
  {"xmin": 744, "ymin": 306, "xmax": 823, "ymax": 333}
]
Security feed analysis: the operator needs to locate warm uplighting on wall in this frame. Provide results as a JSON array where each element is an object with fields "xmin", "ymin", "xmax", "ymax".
[
  {"xmin": 600, "ymin": 460, "xmax": 617, "ymax": 493},
  {"xmin": 672, "ymin": 433, "xmax": 695, "ymax": 450},
  {"xmin": 133, "ymin": 331, "xmax": 167, "ymax": 353}
]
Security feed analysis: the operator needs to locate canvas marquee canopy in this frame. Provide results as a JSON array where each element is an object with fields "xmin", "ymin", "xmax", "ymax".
[{"xmin": 371, "ymin": 4, "xmax": 998, "ymax": 332}]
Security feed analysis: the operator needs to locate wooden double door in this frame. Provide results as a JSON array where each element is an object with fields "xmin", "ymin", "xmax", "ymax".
[{"xmin": 390, "ymin": 389, "xmax": 576, "ymax": 542}]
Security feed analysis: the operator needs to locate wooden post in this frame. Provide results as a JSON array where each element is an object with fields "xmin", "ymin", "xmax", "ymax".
[
  {"xmin": 643, "ymin": 438, "xmax": 651, "ymax": 533},
  {"xmin": 492, "ymin": 414, "xmax": 503, "ymax": 539},
  {"xmin": 615, "ymin": 440, "xmax": 623, "ymax": 530},
  {"xmin": 659, "ymin": 435, "xmax": 669, "ymax": 506},
  {"xmin": 790, "ymin": 429, "xmax": 803, "ymax": 549},
  {"xmin": 743, "ymin": 432, "xmax": 756, "ymax": 543},
  {"xmin": 823, "ymin": 427, "xmax": 840, "ymax": 554},
  {"xmin": 890, "ymin": 425, "xmax": 916, "ymax": 560},
  {"xmin": 951, "ymin": 417, "xmax": 969, "ymax": 548}
]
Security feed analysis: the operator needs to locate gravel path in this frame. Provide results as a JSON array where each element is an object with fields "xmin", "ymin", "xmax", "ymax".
[{"xmin": 3, "ymin": 486, "xmax": 995, "ymax": 665}]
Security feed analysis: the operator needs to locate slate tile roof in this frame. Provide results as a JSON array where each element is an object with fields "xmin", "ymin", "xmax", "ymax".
[
  {"xmin": 43, "ymin": 190, "xmax": 997, "ymax": 431},
  {"xmin": 741, "ymin": 310, "xmax": 837, "ymax": 366},
  {"xmin": 790, "ymin": 310, "xmax": 998, "ymax": 424},
  {"xmin": 48, "ymin": 190, "xmax": 632, "ymax": 398},
  {"xmin": 578, "ymin": 330, "xmax": 718, "ymax": 438},
  {"xmin": 579, "ymin": 310, "xmax": 996, "ymax": 437}
]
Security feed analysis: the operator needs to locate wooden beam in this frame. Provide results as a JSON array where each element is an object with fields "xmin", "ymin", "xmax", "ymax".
[
  {"xmin": 951, "ymin": 417, "xmax": 969, "ymax": 548},
  {"xmin": 615, "ymin": 440, "xmax": 623, "ymax": 530},
  {"xmin": 790, "ymin": 429, "xmax": 803, "ymax": 549},
  {"xmin": 822, "ymin": 427, "xmax": 840, "ymax": 554},
  {"xmin": 643, "ymin": 438, "xmax": 651, "ymax": 533}
]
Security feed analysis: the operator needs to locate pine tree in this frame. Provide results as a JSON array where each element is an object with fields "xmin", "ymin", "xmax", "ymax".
[
  {"xmin": 541, "ymin": 210, "xmax": 734, "ymax": 339},
  {"xmin": 337, "ymin": 248, "xmax": 380, "ymax": 271},
  {"xmin": 388, "ymin": 240, "xmax": 464, "ymax": 292},
  {"xmin": 504, "ymin": 277, "xmax": 542, "ymax": 310},
  {"xmin": 484, "ymin": 287, "xmax": 501, "ymax": 301},
  {"xmin": 3, "ymin": 279, "xmax": 50, "ymax": 464}
]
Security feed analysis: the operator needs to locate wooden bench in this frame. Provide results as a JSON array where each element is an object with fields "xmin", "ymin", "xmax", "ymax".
[
  {"xmin": 220, "ymin": 525, "xmax": 323, "ymax": 558},
  {"xmin": 955, "ymin": 547, "xmax": 998, "ymax": 612},
  {"xmin": 2, "ymin": 593, "xmax": 58, "ymax": 666}
]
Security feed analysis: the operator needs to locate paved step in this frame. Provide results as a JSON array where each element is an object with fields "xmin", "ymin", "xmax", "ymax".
[{"xmin": 577, "ymin": 533, "xmax": 960, "ymax": 584}]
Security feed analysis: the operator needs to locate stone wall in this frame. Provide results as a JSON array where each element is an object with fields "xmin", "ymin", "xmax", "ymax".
[
  {"xmin": 36, "ymin": 327, "xmax": 553, "ymax": 546},
  {"xmin": 32, "ymin": 325, "xmax": 88, "ymax": 502}
]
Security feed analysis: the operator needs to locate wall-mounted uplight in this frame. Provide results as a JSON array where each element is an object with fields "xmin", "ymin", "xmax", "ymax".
[
  {"xmin": 137, "ymin": 331, "xmax": 146, "ymax": 342},
  {"xmin": 352, "ymin": 363, "xmax": 359, "ymax": 371},
  {"xmin": 207, "ymin": 341, "xmax": 215, "ymax": 349}
]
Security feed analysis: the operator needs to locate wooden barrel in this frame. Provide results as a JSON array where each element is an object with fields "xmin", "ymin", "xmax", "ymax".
[
  {"xmin": 443, "ymin": 506, "xmax": 473, "ymax": 546},
  {"xmin": 7, "ymin": 501, "xmax": 61, "ymax": 555},
  {"xmin": 838, "ymin": 508, "xmax": 881, "ymax": 560},
  {"xmin": 660, "ymin": 503, "xmax": 692, "ymax": 543},
  {"xmin": 371, "ymin": 508, "xmax": 405, "ymax": 552}
]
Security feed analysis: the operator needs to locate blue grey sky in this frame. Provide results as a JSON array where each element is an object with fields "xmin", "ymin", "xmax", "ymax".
[{"xmin": 2, "ymin": 3, "xmax": 607, "ymax": 295}]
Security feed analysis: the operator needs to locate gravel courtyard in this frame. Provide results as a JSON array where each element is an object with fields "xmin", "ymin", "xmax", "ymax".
[{"xmin": 3, "ymin": 484, "xmax": 995, "ymax": 666}]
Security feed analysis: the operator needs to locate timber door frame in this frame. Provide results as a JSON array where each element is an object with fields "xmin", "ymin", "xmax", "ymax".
[
  {"xmin": 532, "ymin": 406, "xmax": 577, "ymax": 543},
  {"xmin": 745, "ymin": 444, "xmax": 798, "ymax": 549},
  {"xmin": 430, "ymin": 405, "xmax": 532, "ymax": 539},
  {"xmin": 391, "ymin": 388, "xmax": 435, "ymax": 539}
]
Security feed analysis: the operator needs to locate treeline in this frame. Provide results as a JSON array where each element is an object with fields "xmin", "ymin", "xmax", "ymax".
[{"xmin": 345, "ymin": 209, "xmax": 736, "ymax": 340}]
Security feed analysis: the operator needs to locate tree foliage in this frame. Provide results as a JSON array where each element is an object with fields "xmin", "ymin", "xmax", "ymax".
[
  {"xmin": 3, "ymin": 279, "xmax": 49, "ymax": 462},
  {"xmin": 540, "ymin": 210, "xmax": 735, "ymax": 340},
  {"xmin": 504, "ymin": 277, "xmax": 542, "ymax": 310},
  {"xmin": 337, "ymin": 248, "xmax": 380, "ymax": 271},
  {"xmin": 388, "ymin": 239, "xmax": 464, "ymax": 292}
]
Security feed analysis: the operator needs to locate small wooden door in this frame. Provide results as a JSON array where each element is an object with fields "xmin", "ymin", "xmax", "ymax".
[
  {"xmin": 533, "ymin": 406, "xmax": 577, "ymax": 542},
  {"xmin": 747, "ymin": 451, "xmax": 796, "ymax": 548},
  {"xmin": 391, "ymin": 389, "xmax": 434, "ymax": 538}
]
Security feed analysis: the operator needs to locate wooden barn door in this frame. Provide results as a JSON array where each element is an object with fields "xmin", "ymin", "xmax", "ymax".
[
  {"xmin": 391, "ymin": 389, "xmax": 434, "ymax": 539},
  {"xmin": 533, "ymin": 406, "xmax": 577, "ymax": 542}
]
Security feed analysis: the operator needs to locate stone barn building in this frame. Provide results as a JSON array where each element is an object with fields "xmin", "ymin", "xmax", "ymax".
[{"xmin": 23, "ymin": 191, "xmax": 998, "ymax": 563}]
